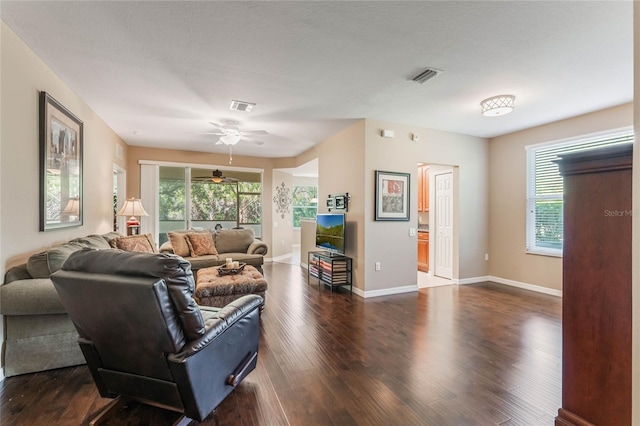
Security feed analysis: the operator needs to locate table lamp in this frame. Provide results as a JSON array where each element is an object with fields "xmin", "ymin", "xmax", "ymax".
[{"xmin": 116, "ymin": 198, "xmax": 149, "ymax": 235}]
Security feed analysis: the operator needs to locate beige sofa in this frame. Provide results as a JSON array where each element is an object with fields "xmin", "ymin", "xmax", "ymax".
[
  {"xmin": 159, "ymin": 228, "xmax": 268, "ymax": 276},
  {"xmin": 0, "ymin": 232, "xmax": 122, "ymax": 377},
  {"xmin": 0, "ymin": 229, "xmax": 266, "ymax": 377}
]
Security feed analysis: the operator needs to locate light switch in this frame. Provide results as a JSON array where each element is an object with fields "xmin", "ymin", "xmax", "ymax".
[{"xmin": 409, "ymin": 228, "xmax": 416, "ymax": 237}]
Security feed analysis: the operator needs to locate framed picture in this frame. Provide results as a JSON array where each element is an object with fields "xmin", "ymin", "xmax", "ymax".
[
  {"xmin": 375, "ymin": 170, "xmax": 410, "ymax": 221},
  {"xmin": 39, "ymin": 91, "xmax": 83, "ymax": 231}
]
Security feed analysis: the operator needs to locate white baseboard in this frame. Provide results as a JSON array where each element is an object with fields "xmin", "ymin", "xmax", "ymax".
[
  {"xmin": 455, "ymin": 276, "xmax": 491, "ymax": 285},
  {"xmin": 0, "ymin": 367, "xmax": 4, "ymax": 382},
  {"xmin": 355, "ymin": 284, "xmax": 418, "ymax": 299},
  {"xmin": 267, "ymin": 252, "xmax": 294, "ymax": 263},
  {"xmin": 300, "ymin": 262, "xmax": 308, "ymax": 270},
  {"xmin": 457, "ymin": 275, "xmax": 562, "ymax": 297}
]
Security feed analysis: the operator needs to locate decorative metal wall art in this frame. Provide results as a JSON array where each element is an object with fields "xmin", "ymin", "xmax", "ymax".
[{"xmin": 273, "ymin": 182, "xmax": 291, "ymax": 219}]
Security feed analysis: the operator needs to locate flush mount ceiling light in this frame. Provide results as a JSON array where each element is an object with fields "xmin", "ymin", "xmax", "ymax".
[{"xmin": 481, "ymin": 95, "xmax": 515, "ymax": 117}]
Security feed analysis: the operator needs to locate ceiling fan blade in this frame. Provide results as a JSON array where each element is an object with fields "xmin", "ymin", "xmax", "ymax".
[
  {"xmin": 192, "ymin": 131, "xmax": 226, "ymax": 135},
  {"xmin": 240, "ymin": 130, "xmax": 268, "ymax": 135},
  {"xmin": 209, "ymin": 121, "xmax": 225, "ymax": 129}
]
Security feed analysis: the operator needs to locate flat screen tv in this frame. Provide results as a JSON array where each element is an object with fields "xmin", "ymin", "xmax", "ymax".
[{"xmin": 315, "ymin": 213, "xmax": 346, "ymax": 255}]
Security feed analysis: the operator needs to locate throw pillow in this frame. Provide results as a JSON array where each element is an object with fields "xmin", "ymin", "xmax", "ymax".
[
  {"xmin": 113, "ymin": 233, "xmax": 157, "ymax": 253},
  {"xmin": 214, "ymin": 228, "xmax": 255, "ymax": 253},
  {"xmin": 185, "ymin": 232, "xmax": 218, "ymax": 257},
  {"xmin": 168, "ymin": 231, "xmax": 191, "ymax": 257}
]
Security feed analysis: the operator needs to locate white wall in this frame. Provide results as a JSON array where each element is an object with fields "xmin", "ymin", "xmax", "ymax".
[
  {"xmin": 295, "ymin": 121, "xmax": 366, "ymax": 291},
  {"xmin": 293, "ymin": 119, "xmax": 488, "ymax": 296},
  {"xmin": 489, "ymin": 103, "xmax": 633, "ymax": 291},
  {"xmin": 0, "ymin": 22, "xmax": 127, "ymax": 376},
  {"xmin": 363, "ymin": 120, "xmax": 489, "ymax": 294},
  {"xmin": 300, "ymin": 219, "xmax": 316, "ymax": 268}
]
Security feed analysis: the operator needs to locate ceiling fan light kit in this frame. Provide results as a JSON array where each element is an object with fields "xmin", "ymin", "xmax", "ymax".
[
  {"xmin": 193, "ymin": 169, "xmax": 239, "ymax": 183},
  {"xmin": 219, "ymin": 134, "xmax": 242, "ymax": 145},
  {"xmin": 481, "ymin": 95, "xmax": 515, "ymax": 117}
]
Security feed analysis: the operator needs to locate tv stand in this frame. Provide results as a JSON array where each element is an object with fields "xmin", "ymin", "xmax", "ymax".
[{"xmin": 308, "ymin": 251, "xmax": 352, "ymax": 294}]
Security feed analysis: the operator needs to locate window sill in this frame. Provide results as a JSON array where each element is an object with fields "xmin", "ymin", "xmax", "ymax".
[{"xmin": 526, "ymin": 249, "xmax": 562, "ymax": 258}]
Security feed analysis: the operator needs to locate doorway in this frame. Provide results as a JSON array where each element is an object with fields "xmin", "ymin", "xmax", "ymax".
[
  {"xmin": 417, "ymin": 164, "xmax": 457, "ymax": 288},
  {"xmin": 113, "ymin": 165, "xmax": 126, "ymax": 233}
]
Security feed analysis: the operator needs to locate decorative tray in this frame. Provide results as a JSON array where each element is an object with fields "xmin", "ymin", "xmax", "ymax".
[{"xmin": 218, "ymin": 262, "xmax": 246, "ymax": 276}]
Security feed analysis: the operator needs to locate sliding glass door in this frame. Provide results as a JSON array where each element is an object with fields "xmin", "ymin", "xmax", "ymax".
[
  {"xmin": 159, "ymin": 166, "xmax": 187, "ymax": 245},
  {"xmin": 157, "ymin": 166, "xmax": 262, "ymax": 245}
]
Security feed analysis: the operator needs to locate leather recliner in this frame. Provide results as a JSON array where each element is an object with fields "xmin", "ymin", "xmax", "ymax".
[{"xmin": 51, "ymin": 248, "xmax": 262, "ymax": 422}]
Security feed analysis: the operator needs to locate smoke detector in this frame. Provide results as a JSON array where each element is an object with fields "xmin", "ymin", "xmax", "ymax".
[
  {"xmin": 229, "ymin": 100, "xmax": 256, "ymax": 112},
  {"xmin": 411, "ymin": 67, "xmax": 442, "ymax": 84}
]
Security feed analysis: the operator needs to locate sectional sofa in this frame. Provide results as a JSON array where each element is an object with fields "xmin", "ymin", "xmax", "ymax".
[
  {"xmin": 159, "ymin": 228, "xmax": 268, "ymax": 275},
  {"xmin": 0, "ymin": 233, "xmax": 121, "ymax": 377},
  {"xmin": 0, "ymin": 227, "xmax": 268, "ymax": 377}
]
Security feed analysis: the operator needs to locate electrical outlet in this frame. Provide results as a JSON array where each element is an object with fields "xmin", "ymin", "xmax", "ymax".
[
  {"xmin": 485, "ymin": 253, "xmax": 489, "ymax": 261},
  {"xmin": 375, "ymin": 262, "xmax": 381, "ymax": 271}
]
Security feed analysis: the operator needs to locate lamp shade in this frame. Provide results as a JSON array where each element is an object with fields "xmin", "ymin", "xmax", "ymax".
[
  {"xmin": 481, "ymin": 95, "xmax": 515, "ymax": 117},
  {"xmin": 61, "ymin": 197, "xmax": 80, "ymax": 216},
  {"xmin": 116, "ymin": 198, "xmax": 149, "ymax": 217}
]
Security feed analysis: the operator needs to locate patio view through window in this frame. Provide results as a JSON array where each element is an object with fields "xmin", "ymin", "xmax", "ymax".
[{"xmin": 158, "ymin": 166, "xmax": 262, "ymax": 244}]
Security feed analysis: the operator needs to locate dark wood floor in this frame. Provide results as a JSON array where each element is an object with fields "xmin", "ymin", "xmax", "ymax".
[{"xmin": 0, "ymin": 262, "xmax": 562, "ymax": 425}]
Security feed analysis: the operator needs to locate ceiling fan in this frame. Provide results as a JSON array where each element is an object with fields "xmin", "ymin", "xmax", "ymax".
[
  {"xmin": 201, "ymin": 121, "xmax": 268, "ymax": 146},
  {"xmin": 196, "ymin": 121, "xmax": 268, "ymax": 164},
  {"xmin": 192, "ymin": 169, "xmax": 238, "ymax": 184}
]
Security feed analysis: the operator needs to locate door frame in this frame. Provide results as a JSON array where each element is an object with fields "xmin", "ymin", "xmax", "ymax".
[{"xmin": 418, "ymin": 165, "xmax": 459, "ymax": 287}]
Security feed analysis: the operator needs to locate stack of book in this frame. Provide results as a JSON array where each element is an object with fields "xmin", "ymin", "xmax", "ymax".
[
  {"xmin": 319, "ymin": 258, "xmax": 349, "ymax": 285},
  {"xmin": 309, "ymin": 256, "xmax": 320, "ymax": 278}
]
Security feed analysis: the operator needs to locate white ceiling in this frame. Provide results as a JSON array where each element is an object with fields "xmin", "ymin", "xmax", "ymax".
[{"xmin": 1, "ymin": 1, "xmax": 633, "ymax": 161}]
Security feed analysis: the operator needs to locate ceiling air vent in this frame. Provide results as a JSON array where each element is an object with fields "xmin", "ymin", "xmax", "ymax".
[
  {"xmin": 229, "ymin": 100, "xmax": 256, "ymax": 112},
  {"xmin": 411, "ymin": 68, "xmax": 442, "ymax": 84}
]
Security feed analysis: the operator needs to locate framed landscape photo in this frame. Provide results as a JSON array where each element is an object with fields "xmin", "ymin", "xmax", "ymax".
[
  {"xmin": 39, "ymin": 91, "xmax": 83, "ymax": 231},
  {"xmin": 375, "ymin": 170, "xmax": 410, "ymax": 221}
]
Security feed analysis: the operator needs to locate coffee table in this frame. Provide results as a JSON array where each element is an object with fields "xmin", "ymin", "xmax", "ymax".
[{"xmin": 195, "ymin": 265, "xmax": 267, "ymax": 310}]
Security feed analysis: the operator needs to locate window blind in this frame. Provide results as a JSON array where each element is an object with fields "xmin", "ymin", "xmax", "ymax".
[{"xmin": 526, "ymin": 130, "xmax": 633, "ymax": 256}]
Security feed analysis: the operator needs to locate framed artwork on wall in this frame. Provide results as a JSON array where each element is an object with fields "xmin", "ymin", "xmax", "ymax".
[
  {"xmin": 374, "ymin": 170, "xmax": 410, "ymax": 221},
  {"xmin": 39, "ymin": 91, "xmax": 83, "ymax": 231}
]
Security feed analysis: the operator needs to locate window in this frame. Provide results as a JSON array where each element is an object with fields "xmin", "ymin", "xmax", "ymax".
[
  {"xmin": 157, "ymin": 166, "xmax": 262, "ymax": 244},
  {"xmin": 526, "ymin": 130, "xmax": 633, "ymax": 256},
  {"xmin": 158, "ymin": 166, "xmax": 187, "ymax": 244},
  {"xmin": 292, "ymin": 185, "xmax": 318, "ymax": 228}
]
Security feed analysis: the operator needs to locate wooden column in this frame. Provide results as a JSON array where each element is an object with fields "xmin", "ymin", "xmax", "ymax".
[{"xmin": 555, "ymin": 144, "xmax": 632, "ymax": 426}]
